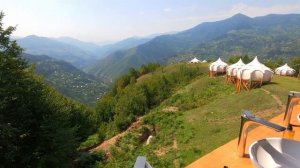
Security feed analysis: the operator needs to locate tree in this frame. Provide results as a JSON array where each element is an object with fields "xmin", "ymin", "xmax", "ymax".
[
  {"xmin": 242, "ymin": 54, "xmax": 252, "ymax": 64},
  {"xmin": 264, "ymin": 59, "xmax": 276, "ymax": 70},
  {"xmin": 140, "ymin": 64, "xmax": 148, "ymax": 75},
  {"xmin": 228, "ymin": 55, "xmax": 241, "ymax": 64},
  {"xmin": 128, "ymin": 67, "xmax": 140, "ymax": 79},
  {"xmin": 114, "ymin": 85, "xmax": 148, "ymax": 117},
  {"xmin": 290, "ymin": 56, "xmax": 300, "ymax": 75},
  {"xmin": 0, "ymin": 11, "xmax": 92, "ymax": 167},
  {"xmin": 95, "ymin": 94, "xmax": 115, "ymax": 123}
]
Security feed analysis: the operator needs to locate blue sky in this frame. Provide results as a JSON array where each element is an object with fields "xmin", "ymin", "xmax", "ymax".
[{"xmin": 1, "ymin": 0, "xmax": 300, "ymax": 43}]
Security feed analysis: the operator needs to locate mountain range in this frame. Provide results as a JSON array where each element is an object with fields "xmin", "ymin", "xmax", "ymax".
[
  {"xmin": 16, "ymin": 34, "xmax": 159, "ymax": 70},
  {"xmin": 22, "ymin": 53, "xmax": 108, "ymax": 105},
  {"xmin": 16, "ymin": 13, "xmax": 300, "ymax": 81},
  {"xmin": 87, "ymin": 13, "xmax": 300, "ymax": 80},
  {"xmin": 17, "ymin": 35, "xmax": 97, "ymax": 69},
  {"xmin": 55, "ymin": 36, "xmax": 154, "ymax": 60}
]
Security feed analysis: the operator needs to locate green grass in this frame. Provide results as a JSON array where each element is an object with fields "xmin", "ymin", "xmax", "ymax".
[
  {"xmin": 177, "ymin": 89, "xmax": 276, "ymax": 165},
  {"xmin": 263, "ymin": 76, "xmax": 300, "ymax": 103},
  {"xmin": 78, "ymin": 134, "xmax": 100, "ymax": 150},
  {"xmin": 96, "ymin": 65, "xmax": 300, "ymax": 168}
]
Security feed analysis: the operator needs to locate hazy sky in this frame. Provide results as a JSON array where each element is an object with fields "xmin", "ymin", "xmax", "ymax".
[{"xmin": 1, "ymin": 0, "xmax": 300, "ymax": 43}]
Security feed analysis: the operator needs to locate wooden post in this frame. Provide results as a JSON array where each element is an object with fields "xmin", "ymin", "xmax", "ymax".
[{"xmin": 236, "ymin": 78, "xmax": 241, "ymax": 93}]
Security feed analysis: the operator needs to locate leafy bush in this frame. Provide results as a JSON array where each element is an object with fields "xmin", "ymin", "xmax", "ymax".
[{"xmin": 290, "ymin": 56, "xmax": 300, "ymax": 74}]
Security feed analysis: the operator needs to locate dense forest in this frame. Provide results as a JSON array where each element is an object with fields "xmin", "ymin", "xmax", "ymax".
[{"xmin": 0, "ymin": 12, "xmax": 97, "ymax": 167}]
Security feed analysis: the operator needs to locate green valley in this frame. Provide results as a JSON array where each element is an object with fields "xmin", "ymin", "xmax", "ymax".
[{"xmin": 23, "ymin": 53, "xmax": 108, "ymax": 106}]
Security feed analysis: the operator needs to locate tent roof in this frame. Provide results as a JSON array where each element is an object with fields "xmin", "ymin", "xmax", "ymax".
[
  {"xmin": 190, "ymin": 57, "xmax": 200, "ymax": 62},
  {"xmin": 241, "ymin": 56, "xmax": 272, "ymax": 72},
  {"xmin": 191, "ymin": 57, "xmax": 200, "ymax": 61},
  {"xmin": 210, "ymin": 58, "xmax": 228, "ymax": 66},
  {"xmin": 275, "ymin": 63, "xmax": 295, "ymax": 71},
  {"xmin": 228, "ymin": 58, "xmax": 245, "ymax": 68}
]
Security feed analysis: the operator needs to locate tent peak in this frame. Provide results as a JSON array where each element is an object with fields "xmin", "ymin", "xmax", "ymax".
[{"xmin": 237, "ymin": 58, "xmax": 244, "ymax": 64}]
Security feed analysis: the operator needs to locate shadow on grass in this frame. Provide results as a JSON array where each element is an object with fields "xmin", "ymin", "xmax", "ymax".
[{"xmin": 265, "ymin": 82, "xmax": 279, "ymax": 85}]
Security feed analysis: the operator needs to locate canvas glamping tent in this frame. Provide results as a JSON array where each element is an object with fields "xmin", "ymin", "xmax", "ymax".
[
  {"xmin": 209, "ymin": 58, "xmax": 228, "ymax": 77},
  {"xmin": 190, "ymin": 57, "xmax": 200, "ymax": 63},
  {"xmin": 275, "ymin": 64, "xmax": 296, "ymax": 76},
  {"xmin": 236, "ymin": 56, "xmax": 273, "ymax": 92},
  {"xmin": 226, "ymin": 58, "xmax": 245, "ymax": 84}
]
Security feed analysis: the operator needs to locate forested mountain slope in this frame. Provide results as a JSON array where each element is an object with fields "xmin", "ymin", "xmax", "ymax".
[
  {"xmin": 88, "ymin": 14, "xmax": 300, "ymax": 80},
  {"xmin": 23, "ymin": 53, "xmax": 107, "ymax": 105}
]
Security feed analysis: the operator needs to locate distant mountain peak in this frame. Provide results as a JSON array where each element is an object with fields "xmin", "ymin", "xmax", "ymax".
[
  {"xmin": 230, "ymin": 13, "xmax": 251, "ymax": 19},
  {"xmin": 25, "ymin": 35, "xmax": 40, "ymax": 38}
]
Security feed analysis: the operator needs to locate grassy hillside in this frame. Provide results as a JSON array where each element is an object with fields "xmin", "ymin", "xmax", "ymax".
[
  {"xmin": 88, "ymin": 14, "xmax": 300, "ymax": 80},
  {"xmin": 88, "ymin": 63, "xmax": 300, "ymax": 167}
]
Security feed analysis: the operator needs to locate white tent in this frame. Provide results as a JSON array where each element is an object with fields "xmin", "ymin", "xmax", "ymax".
[
  {"xmin": 190, "ymin": 57, "xmax": 200, "ymax": 63},
  {"xmin": 209, "ymin": 58, "xmax": 228, "ymax": 76},
  {"xmin": 237, "ymin": 56, "xmax": 273, "ymax": 83},
  {"xmin": 226, "ymin": 58, "xmax": 245, "ymax": 77},
  {"xmin": 226, "ymin": 58, "xmax": 245, "ymax": 83},
  {"xmin": 275, "ymin": 63, "xmax": 296, "ymax": 76},
  {"xmin": 202, "ymin": 60, "xmax": 207, "ymax": 63},
  {"xmin": 236, "ymin": 56, "xmax": 273, "ymax": 92}
]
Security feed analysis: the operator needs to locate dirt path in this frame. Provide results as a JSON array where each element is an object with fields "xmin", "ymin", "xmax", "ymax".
[
  {"xmin": 261, "ymin": 88, "xmax": 285, "ymax": 110},
  {"xmin": 89, "ymin": 117, "xmax": 142, "ymax": 153},
  {"xmin": 173, "ymin": 139, "xmax": 180, "ymax": 168}
]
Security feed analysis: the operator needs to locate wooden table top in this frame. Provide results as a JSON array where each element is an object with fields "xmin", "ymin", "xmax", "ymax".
[{"xmin": 186, "ymin": 105, "xmax": 300, "ymax": 168}]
